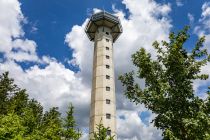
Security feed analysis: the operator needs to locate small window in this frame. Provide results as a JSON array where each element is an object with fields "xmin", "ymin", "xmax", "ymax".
[
  {"xmin": 106, "ymin": 32, "xmax": 109, "ymax": 35},
  {"xmin": 106, "ymin": 47, "xmax": 109, "ymax": 50},
  {"xmin": 106, "ymin": 65, "xmax": 110, "ymax": 69},
  {"xmin": 106, "ymin": 75, "xmax": 110, "ymax": 79},
  {"xmin": 106, "ymin": 86, "xmax": 110, "ymax": 91},
  {"xmin": 107, "ymin": 130, "xmax": 111, "ymax": 136},
  {"xmin": 106, "ymin": 113, "xmax": 111, "ymax": 119},
  {"xmin": 106, "ymin": 99, "xmax": 110, "ymax": 104},
  {"xmin": 106, "ymin": 39, "xmax": 109, "ymax": 42},
  {"xmin": 106, "ymin": 55, "xmax": 110, "ymax": 59}
]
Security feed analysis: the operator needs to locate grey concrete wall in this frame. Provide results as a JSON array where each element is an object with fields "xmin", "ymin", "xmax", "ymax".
[{"xmin": 89, "ymin": 26, "xmax": 117, "ymax": 139}]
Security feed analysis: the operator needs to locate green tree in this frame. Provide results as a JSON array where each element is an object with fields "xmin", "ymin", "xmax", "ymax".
[
  {"xmin": 63, "ymin": 104, "xmax": 81, "ymax": 140},
  {"xmin": 119, "ymin": 27, "xmax": 210, "ymax": 140},
  {"xmin": 41, "ymin": 107, "xmax": 63, "ymax": 139},
  {"xmin": 25, "ymin": 99, "xmax": 43, "ymax": 133},
  {"xmin": 0, "ymin": 72, "xmax": 81, "ymax": 139},
  {"xmin": 0, "ymin": 113, "xmax": 26, "ymax": 140},
  {"xmin": 8, "ymin": 89, "xmax": 28, "ymax": 115},
  {"xmin": 0, "ymin": 72, "xmax": 20, "ymax": 115},
  {"xmin": 91, "ymin": 122, "xmax": 115, "ymax": 140}
]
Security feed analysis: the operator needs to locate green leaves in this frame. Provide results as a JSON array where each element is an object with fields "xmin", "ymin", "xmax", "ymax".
[
  {"xmin": 62, "ymin": 104, "xmax": 81, "ymax": 140},
  {"xmin": 0, "ymin": 113, "xmax": 26, "ymax": 140},
  {"xmin": 119, "ymin": 26, "xmax": 210, "ymax": 139},
  {"xmin": 91, "ymin": 122, "xmax": 115, "ymax": 140},
  {"xmin": 0, "ymin": 72, "xmax": 81, "ymax": 140}
]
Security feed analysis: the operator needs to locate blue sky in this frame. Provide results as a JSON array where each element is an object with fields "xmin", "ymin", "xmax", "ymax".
[
  {"xmin": 20, "ymin": 0, "xmax": 121, "ymax": 68},
  {"xmin": 19, "ymin": 0, "xmax": 206, "ymax": 69},
  {"xmin": 0, "ymin": 0, "xmax": 210, "ymax": 139}
]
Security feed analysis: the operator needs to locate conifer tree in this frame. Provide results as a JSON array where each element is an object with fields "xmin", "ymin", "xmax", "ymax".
[
  {"xmin": 0, "ymin": 72, "xmax": 20, "ymax": 115},
  {"xmin": 0, "ymin": 72, "xmax": 81, "ymax": 139},
  {"xmin": 41, "ymin": 107, "xmax": 63, "ymax": 139},
  {"xmin": 63, "ymin": 104, "xmax": 81, "ymax": 140},
  {"xmin": 91, "ymin": 121, "xmax": 115, "ymax": 140}
]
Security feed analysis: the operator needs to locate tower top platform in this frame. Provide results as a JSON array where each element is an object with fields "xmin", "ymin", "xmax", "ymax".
[{"xmin": 85, "ymin": 11, "xmax": 123, "ymax": 42}]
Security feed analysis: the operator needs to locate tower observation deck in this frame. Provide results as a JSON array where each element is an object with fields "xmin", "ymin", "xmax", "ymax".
[{"xmin": 85, "ymin": 11, "xmax": 122, "ymax": 139}]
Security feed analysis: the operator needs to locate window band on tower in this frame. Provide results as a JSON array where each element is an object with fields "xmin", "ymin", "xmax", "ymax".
[
  {"xmin": 106, "ymin": 55, "xmax": 110, "ymax": 59},
  {"xmin": 106, "ymin": 113, "xmax": 111, "ymax": 119},
  {"xmin": 106, "ymin": 75, "xmax": 110, "ymax": 79},
  {"xmin": 106, "ymin": 65, "xmax": 110, "ymax": 69},
  {"xmin": 106, "ymin": 99, "xmax": 111, "ymax": 104},
  {"xmin": 107, "ymin": 130, "xmax": 111, "ymax": 136},
  {"xmin": 106, "ymin": 86, "xmax": 110, "ymax": 91}
]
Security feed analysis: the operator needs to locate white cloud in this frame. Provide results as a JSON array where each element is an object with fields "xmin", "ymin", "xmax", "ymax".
[
  {"xmin": 65, "ymin": 21, "xmax": 93, "ymax": 87},
  {"xmin": 8, "ymin": 39, "xmax": 39, "ymax": 62},
  {"xmin": 0, "ymin": 0, "xmax": 24, "ymax": 53},
  {"xmin": 65, "ymin": 0, "xmax": 172, "ymax": 139},
  {"xmin": 0, "ymin": 59, "xmax": 90, "ymax": 127},
  {"xmin": 93, "ymin": 8, "xmax": 102, "ymax": 14},
  {"xmin": 195, "ymin": 2, "xmax": 210, "ymax": 54},
  {"xmin": 188, "ymin": 13, "xmax": 194, "ymax": 24},
  {"xmin": 176, "ymin": 0, "xmax": 184, "ymax": 7},
  {"xmin": 201, "ymin": 2, "xmax": 210, "ymax": 18},
  {"xmin": 65, "ymin": 20, "xmax": 92, "ymax": 71},
  {"xmin": 0, "ymin": 0, "xmax": 38, "ymax": 62},
  {"xmin": 196, "ymin": 2, "xmax": 210, "ymax": 36},
  {"xmin": 4, "ymin": 0, "xmax": 208, "ymax": 139},
  {"xmin": 0, "ymin": 0, "xmax": 90, "ymax": 130},
  {"xmin": 80, "ymin": 133, "xmax": 89, "ymax": 140},
  {"xmin": 193, "ymin": 2, "xmax": 210, "ymax": 99},
  {"xmin": 193, "ymin": 62, "xmax": 210, "ymax": 100},
  {"xmin": 117, "ymin": 110, "xmax": 162, "ymax": 140},
  {"xmin": 31, "ymin": 26, "xmax": 38, "ymax": 33}
]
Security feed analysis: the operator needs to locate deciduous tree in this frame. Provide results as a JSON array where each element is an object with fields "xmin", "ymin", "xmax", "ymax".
[{"xmin": 119, "ymin": 27, "xmax": 210, "ymax": 140}]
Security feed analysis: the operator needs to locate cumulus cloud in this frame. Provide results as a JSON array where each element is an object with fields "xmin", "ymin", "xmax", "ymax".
[
  {"xmin": 0, "ymin": 0, "xmax": 38, "ymax": 62},
  {"xmin": 176, "ymin": 0, "xmax": 184, "ymax": 7},
  {"xmin": 93, "ymin": 8, "xmax": 102, "ymax": 14},
  {"xmin": 201, "ymin": 2, "xmax": 210, "ymax": 18},
  {"xmin": 188, "ymin": 13, "xmax": 194, "ymax": 24},
  {"xmin": 65, "ymin": 20, "xmax": 93, "ymax": 87},
  {"xmin": 117, "ymin": 110, "xmax": 162, "ymax": 140},
  {"xmin": 0, "ymin": 0, "xmax": 173, "ymax": 139},
  {"xmin": 4, "ymin": 0, "xmax": 208, "ymax": 139},
  {"xmin": 0, "ymin": 0, "xmax": 90, "ymax": 130},
  {"xmin": 193, "ymin": 62, "xmax": 210, "ymax": 99},
  {"xmin": 194, "ymin": 2, "xmax": 210, "ymax": 36},
  {"xmin": 0, "ymin": 58, "xmax": 90, "ymax": 128},
  {"xmin": 0, "ymin": 0, "xmax": 24, "ymax": 52},
  {"xmin": 193, "ymin": 2, "xmax": 210, "ymax": 99},
  {"xmin": 195, "ymin": 2, "xmax": 210, "ymax": 57},
  {"xmin": 65, "ymin": 0, "xmax": 172, "ymax": 139}
]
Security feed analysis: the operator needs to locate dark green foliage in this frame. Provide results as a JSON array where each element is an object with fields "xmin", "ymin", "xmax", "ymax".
[
  {"xmin": 0, "ymin": 72, "xmax": 20, "ymax": 115},
  {"xmin": 119, "ymin": 27, "xmax": 210, "ymax": 140},
  {"xmin": 63, "ymin": 104, "xmax": 81, "ymax": 140},
  {"xmin": 91, "ymin": 122, "xmax": 115, "ymax": 140},
  {"xmin": 0, "ymin": 113, "xmax": 26, "ymax": 140},
  {"xmin": 0, "ymin": 72, "xmax": 81, "ymax": 140},
  {"xmin": 41, "ymin": 107, "xmax": 63, "ymax": 139}
]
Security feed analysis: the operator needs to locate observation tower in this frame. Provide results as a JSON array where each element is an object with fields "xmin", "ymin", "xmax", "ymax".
[{"xmin": 85, "ymin": 11, "xmax": 122, "ymax": 139}]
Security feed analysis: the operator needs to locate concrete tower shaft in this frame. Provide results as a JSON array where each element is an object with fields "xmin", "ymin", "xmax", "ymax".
[
  {"xmin": 85, "ymin": 11, "xmax": 122, "ymax": 139},
  {"xmin": 90, "ymin": 26, "xmax": 116, "ymax": 137}
]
